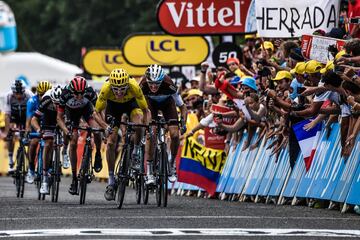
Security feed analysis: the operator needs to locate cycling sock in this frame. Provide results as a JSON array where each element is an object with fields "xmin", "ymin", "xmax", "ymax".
[
  {"xmin": 108, "ymin": 171, "xmax": 115, "ymax": 185},
  {"xmin": 8, "ymin": 153, "xmax": 13, "ymax": 165},
  {"xmin": 146, "ymin": 161, "xmax": 153, "ymax": 175},
  {"xmin": 62, "ymin": 146, "xmax": 68, "ymax": 155},
  {"xmin": 72, "ymin": 170, "xmax": 77, "ymax": 181},
  {"xmin": 29, "ymin": 162, "xmax": 35, "ymax": 173},
  {"xmin": 132, "ymin": 145, "xmax": 140, "ymax": 156}
]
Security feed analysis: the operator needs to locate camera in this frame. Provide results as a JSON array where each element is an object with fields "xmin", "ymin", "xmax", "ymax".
[
  {"xmin": 334, "ymin": 65, "xmax": 345, "ymax": 74},
  {"xmin": 297, "ymin": 87, "xmax": 306, "ymax": 94},
  {"xmin": 350, "ymin": 18, "xmax": 360, "ymax": 24}
]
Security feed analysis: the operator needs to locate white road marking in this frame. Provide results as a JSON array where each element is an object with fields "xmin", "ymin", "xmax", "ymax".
[
  {"xmin": 0, "ymin": 215, "xmax": 358, "ymax": 221},
  {"xmin": 0, "ymin": 228, "xmax": 360, "ymax": 238}
]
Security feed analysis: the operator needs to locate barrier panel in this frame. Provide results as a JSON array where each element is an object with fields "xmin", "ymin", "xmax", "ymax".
[
  {"xmin": 242, "ymin": 138, "xmax": 272, "ymax": 196},
  {"xmin": 346, "ymin": 136, "xmax": 360, "ymax": 205},
  {"xmin": 331, "ymin": 134, "xmax": 360, "ymax": 203},
  {"xmin": 268, "ymin": 147, "xmax": 291, "ymax": 197},
  {"xmin": 281, "ymin": 154, "xmax": 305, "ymax": 198},
  {"xmin": 294, "ymin": 125, "xmax": 331, "ymax": 198},
  {"xmin": 216, "ymin": 145, "xmax": 236, "ymax": 193},
  {"xmin": 256, "ymin": 149, "xmax": 279, "ymax": 197},
  {"xmin": 232, "ymin": 134, "xmax": 260, "ymax": 195},
  {"xmin": 307, "ymin": 125, "xmax": 343, "ymax": 200}
]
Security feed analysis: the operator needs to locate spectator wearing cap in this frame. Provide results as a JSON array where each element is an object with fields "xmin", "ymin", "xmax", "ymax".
[
  {"xmin": 272, "ymin": 70, "xmax": 293, "ymax": 92},
  {"xmin": 227, "ymin": 57, "xmax": 254, "ymax": 78},
  {"xmin": 289, "ymin": 62, "xmax": 306, "ymax": 101},
  {"xmin": 184, "ymin": 89, "xmax": 205, "ymax": 120},
  {"xmin": 304, "ymin": 60, "xmax": 323, "ymax": 86},
  {"xmin": 190, "ymin": 75, "xmax": 200, "ymax": 89}
]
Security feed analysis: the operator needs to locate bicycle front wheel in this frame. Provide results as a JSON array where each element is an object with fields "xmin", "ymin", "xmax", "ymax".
[
  {"xmin": 160, "ymin": 144, "xmax": 168, "ymax": 207},
  {"xmin": 79, "ymin": 145, "xmax": 91, "ymax": 205},
  {"xmin": 117, "ymin": 144, "xmax": 130, "ymax": 209},
  {"xmin": 51, "ymin": 147, "xmax": 61, "ymax": 203}
]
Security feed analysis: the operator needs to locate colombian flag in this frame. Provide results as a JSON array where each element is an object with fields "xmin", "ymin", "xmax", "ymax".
[{"xmin": 178, "ymin": 137, "xmax": 227, "ymax": 196}]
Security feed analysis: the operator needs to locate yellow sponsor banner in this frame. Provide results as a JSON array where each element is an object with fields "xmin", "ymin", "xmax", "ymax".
[
  {"xmin": 182, "ymin": 137, "xmax": 226, "ymax": 173},
  {"xmin": 122, "ymin": 34, "xmax": 209, "ymax": 66},
  {"xmin": 82, "ymin": 49, "xmax": 146, "ymax": 76}
]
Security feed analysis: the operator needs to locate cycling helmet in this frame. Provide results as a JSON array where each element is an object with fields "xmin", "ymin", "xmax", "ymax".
[
  {"xmin": 69, "ymin": 76, "xmax": 87, "ymax": 93},
  {"xmin": 36, "ymin": 81, "xmax": 52, "ymax": 95},
  {"xmin": 11, "ymin": 79, "xmax": 25, "ymax": 94},
  {"xmin": 109, "ymin": 68, "xmax": 129, "ymax": 87},
  {"xmin": 50, "ymin": 85, "xmax": 62, "ymax": 103},
  {"xmin": 145, "ymin": 64, "xmax": 165, "ymax": 83}
]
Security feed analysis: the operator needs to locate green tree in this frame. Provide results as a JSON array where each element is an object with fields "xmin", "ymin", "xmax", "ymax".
[{"xmin": 6, "ymin": 0, "xmax": 161, "ymax": 64}]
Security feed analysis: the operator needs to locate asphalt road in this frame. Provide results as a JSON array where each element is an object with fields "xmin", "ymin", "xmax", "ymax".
[{"xmin": 0, "ymin": 176, "xmax": 360, "ymax": 240}]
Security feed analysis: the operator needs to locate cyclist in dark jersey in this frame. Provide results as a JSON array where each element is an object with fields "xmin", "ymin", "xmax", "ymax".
[
  {"xmin": 31, "ymin": 86, "xmax": 62, "ymax": 194},
  {"xmin": 56, "ymin": 77, "xmax": 102, "ymax": 195},
  {"xmin": 139, "ymin": 64, "xmax": 187, "ymax": 184},
  {"xmin": 3, "ymin": 79, "xmax": 33, "ymax": 173}
]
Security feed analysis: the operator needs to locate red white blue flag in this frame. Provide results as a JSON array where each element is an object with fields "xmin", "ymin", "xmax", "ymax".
[{"xmin": 293, "ymin": 119, "xmax": 323, "ymax": 171}]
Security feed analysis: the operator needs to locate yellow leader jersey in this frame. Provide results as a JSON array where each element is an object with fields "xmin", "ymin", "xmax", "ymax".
[{"xmin": 95, "ymin": 78, "xmax": 148, "ymax": 112}]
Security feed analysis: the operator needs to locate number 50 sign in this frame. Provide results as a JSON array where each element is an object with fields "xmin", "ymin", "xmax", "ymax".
[{"xmin": 212, "ymin": 42, "xmax": 242, "ymax": 67}]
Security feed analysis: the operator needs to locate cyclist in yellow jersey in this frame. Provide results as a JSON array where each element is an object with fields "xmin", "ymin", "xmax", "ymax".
[{"xmin": 93, "ymin": 68, "xmax": 150, "ymax": 201}]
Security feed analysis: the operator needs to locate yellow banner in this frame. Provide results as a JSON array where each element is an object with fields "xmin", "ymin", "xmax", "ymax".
[
  {"xmin": 182, "ymin": 137, "xmax": 226, "ymax": 173},
  {"xmin": 122, "ymin": 34, "xmax": 209, "ymax": 66},
  {"xmin": 82, "ymin": 49, "xmax": 146, "ymax": 76}
]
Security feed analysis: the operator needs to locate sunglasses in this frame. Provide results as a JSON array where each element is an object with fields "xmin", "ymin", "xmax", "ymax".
[
  {"xmin": 73, "ymin": 92, "xmax": 84, "ymax": 96},
  {"xmin": 147, "ymin": 81, "xmax": 162, "ymax": 86},
  {"xmin": 111, "ymin": 86, "xmax": 128, "ymax": 93}
]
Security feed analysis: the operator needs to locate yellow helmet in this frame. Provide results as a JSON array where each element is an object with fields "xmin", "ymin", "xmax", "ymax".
[
  {"xmin": 109, "ymin": 68, "xmax": 129, "ymax": 87},
  {"xmin": 36, "ymin": 81, "xmax": 52, "ymax": 95}
]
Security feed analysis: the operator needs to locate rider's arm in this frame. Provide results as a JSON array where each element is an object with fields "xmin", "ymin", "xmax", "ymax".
[
  {"xmin": 132, "ymin": 81, "xmax": 149, "ymax": 125},
  {"xmin": 172, "ymin": 93, "xmax": 187, "ymax": 121},
  {"xmin": 93, "ymin": 84, "xmax": 110, "ymax": 129},
  {"xmin": 3, "ymin": 93, "xmax": 11, "ymax": 135},
  {"xmin": 31, "ymin": 116, "xmax": 41, "ymax": 133},
  {"xmin": 56, "ymin": 107, "xmax": 68, "ymax": 135},
  {"xmin": 25, "ymin": 98, "xmax": 35, "ymax": 132}
]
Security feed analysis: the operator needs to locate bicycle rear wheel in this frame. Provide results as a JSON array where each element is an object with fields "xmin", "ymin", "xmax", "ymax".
[{"xmin": 117, "ymin": 144, "xmax": 130, "ymax": 209}]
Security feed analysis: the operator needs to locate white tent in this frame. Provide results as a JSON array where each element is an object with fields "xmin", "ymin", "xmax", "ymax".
[
  {"xmin": 0, "ymin": 52, "xmax": 82, "ymax": 110},
  {"xmin": 0, "ymin": 52, "xmax": 82, "ymax": 89}
]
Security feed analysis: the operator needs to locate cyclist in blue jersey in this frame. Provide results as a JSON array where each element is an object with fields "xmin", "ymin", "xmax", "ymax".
[{"xmin": 25, "ymin": 81, "xmax": 52, "ymax": 183}]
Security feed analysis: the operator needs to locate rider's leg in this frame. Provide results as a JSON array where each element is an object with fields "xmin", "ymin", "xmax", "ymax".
[
  {"xmin": 40, "ymin": 137, "xmax": 54, "ymax": 194},
  {"xmin": 62, "ymin": 133, "xmax": 70, "ymax": 169},
  {"xmin": 88, "ymin": 118, "xmax": 103, "ymax": 172},
  {"xmin": 168, "ymin": 125, "xmax": 180, "ymax": 171},
  {"xmin": 106, "ymin": 131, "xmax": 118, "ymax": 186},
  {"xmin": 130, "ymin": 110, "xmax": 144, "ymax": 169},
  {"xmin": 28, "ymin": 138, "xmax": 39, "ymax": 173},
  {"xmin": 69, "ymin": 131, "xmax": 79, "ymax": 181}
]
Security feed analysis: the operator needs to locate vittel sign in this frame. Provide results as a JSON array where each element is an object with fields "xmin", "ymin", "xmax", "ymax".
[{"xmin": 157, "ymin": 0, "xmax": 252, "ymax": 35}]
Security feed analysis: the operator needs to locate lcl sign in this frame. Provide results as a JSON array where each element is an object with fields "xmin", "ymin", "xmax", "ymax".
[
  {"xmin": 157, "ymin": 0, "xmax": 253, "ymax": 35},
  {"xmin": 122, "ymin": 33, "xmax": 209, "ymax": 66}
]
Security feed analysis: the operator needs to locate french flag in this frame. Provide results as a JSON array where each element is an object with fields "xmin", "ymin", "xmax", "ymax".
[{"xmin": 292, "ymin": 119, "xmax": 323, "ymax": 172}]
